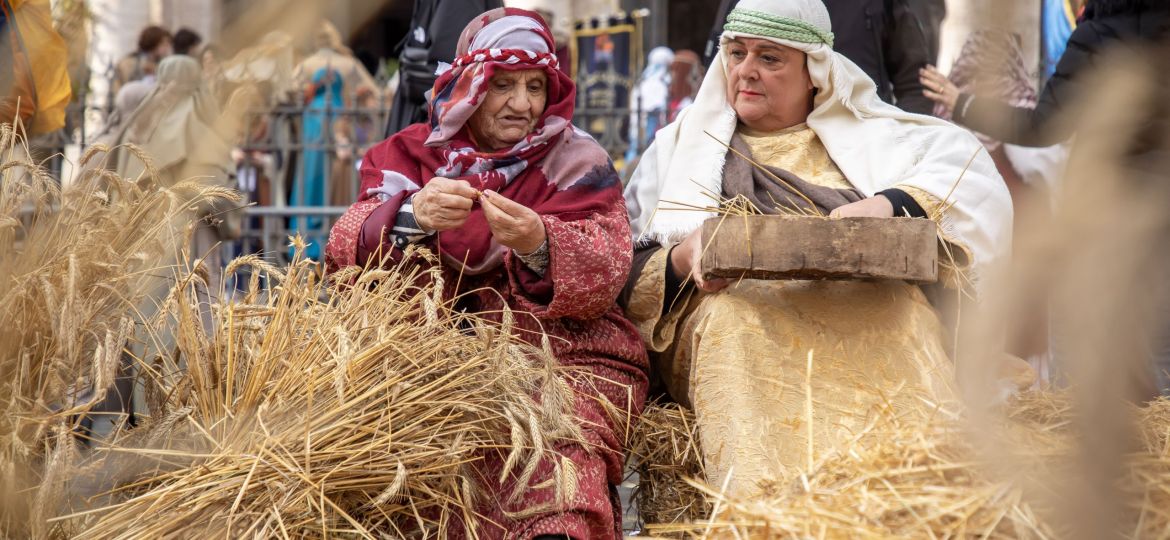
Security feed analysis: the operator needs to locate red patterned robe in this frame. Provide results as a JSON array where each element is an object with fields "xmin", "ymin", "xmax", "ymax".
[
  {"xmin": 328, "ymin": 10, "xmax": 648, "ymax": 535},
  {"xmin": 327, "ymin": 127, "xmax": 648, "ymax": 538}
]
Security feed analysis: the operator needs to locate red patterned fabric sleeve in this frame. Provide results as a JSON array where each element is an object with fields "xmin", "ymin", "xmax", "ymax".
[
  {"xmin": 506, "ymin": 200, "xmax": 633, "ymax": 320},
  {"xmin": 326, "ymin": 132, "xmax": 427, "ymax": 272}
]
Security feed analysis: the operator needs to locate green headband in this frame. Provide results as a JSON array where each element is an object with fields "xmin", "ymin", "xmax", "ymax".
[{"xmin": 723, "ymin": 8, "xmax": 835, "ymax": 47}]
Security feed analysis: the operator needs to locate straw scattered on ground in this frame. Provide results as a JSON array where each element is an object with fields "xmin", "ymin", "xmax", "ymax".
[
  {"xmin": 630, "ymin": 391, "xmax": 1170, "ymax": 539},
  {"xmin": 628, "ymin": 401, "xmax": 710, "ymax": 527}
]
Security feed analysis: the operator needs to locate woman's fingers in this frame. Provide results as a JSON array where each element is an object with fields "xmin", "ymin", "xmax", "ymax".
[
  {"xmin": 445, "ymin": 182, "xmax": 480, "ymax": 200},
  {"xmin": 481, "ymin": 190, "xmax": 529, "ymax": 218},
  {"xmin": 922, "ymin": 89, "xmax": 944, "ymax": 102},
  {"xmin": 433, "ymin": 206, "xmax": 470, "ymax": 221},
  {"xmin": 429, "ymin": 178, "xmax": 479, "ymax": 199},
  {"xmin": 433, "ymin": 192, "xmax": 474, "ymax": 210},
  {"xmin": 480, "ymin": 196, "xmax": 516, "ymax": 226}
]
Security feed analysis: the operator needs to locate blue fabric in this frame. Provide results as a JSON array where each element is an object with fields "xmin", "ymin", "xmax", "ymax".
[
  {"xmin": 291, "ymin": 67, "xmax": 344, "ymax": 260},
  {"xmin": 1042, "ymin": 0, "xmax": 1077, "ymax": 80}
]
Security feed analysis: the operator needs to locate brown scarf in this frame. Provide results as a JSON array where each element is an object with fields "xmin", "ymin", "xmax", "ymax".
[{"xmin": 722, "ymin": 133, "xmax": 863, "ymax": 215}]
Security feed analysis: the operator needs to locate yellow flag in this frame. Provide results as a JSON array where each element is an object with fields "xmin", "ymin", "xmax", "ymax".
[{"xmin": 2, "ymin": 0, "xmax": 71, "ymax": 135}]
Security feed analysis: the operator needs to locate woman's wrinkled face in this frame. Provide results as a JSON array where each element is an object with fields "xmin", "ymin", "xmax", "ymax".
[
  {"xmin": 724, "ymin": 38, "xmax": 814, "ymax": 132},
  {"xmin": 468, "ymin": 69, "xmax": 548, "ymax": 152}
]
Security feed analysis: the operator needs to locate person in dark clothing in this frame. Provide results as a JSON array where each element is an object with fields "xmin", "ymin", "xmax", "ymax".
[
  {"xmin": 173, "ymin": 27, "xmax": 202, "ymax": 56},
  {"xmin": 386, "ymin": 0, "xmax": 504, "ymax": 136},
  {"xmin": 704, "ymin": 0, "xmax": 944, "ymax": 114},
  {"xmin": 920, "ymin": 0, "xmax": 1170, "ymax": 147}
]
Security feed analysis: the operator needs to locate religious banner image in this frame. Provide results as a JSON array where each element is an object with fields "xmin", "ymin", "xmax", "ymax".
[{"xmin": 571, "ymin": 20, "xmax": 636, "ymax": 147}]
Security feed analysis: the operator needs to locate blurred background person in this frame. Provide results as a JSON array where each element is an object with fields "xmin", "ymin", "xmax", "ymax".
[
  {"xmin": 85, "ymin": 56, "xmax": 237, "ymax": 437},
  {"xmin": 385, "ymin": 0, "xmax": 504, "ymax": 135},
  {"xmin": 668, "ymin": 49, "xmax": 703, "ymax": 122},
  {"xmin": 627, "ymin": 46, "xmax": 673, "ymax": 165},
  {"xmin": 199, "ymin": 43, "xmax": 228, "ymax": 105},
  {"xmin": 821, "ymin": 0, "xmax": 943, "ymax": 114},
  {"xmin": 931, "ymin": 29, "xmax": 1069, "ymax": 385},
  {"xmin": 920, "ymin": 0, "xmax": 1170, "ymax": 147},
  {"xmin": 173, "ymin": 27, "xmax": 202, "ymax": 57},
  {"xmin": 294, "ymin": 21, "xmax": 379, "ymax": 95},
  {"xmin": 114, "ymin": 25, "xmax": 172, "ymax": 94},
  {"xmin": 291, "ymin": 21, "xmax": 380, "ymax": 260},
  {"xmin": 113, "ymin": 55, "xmax": 238, "ymax": 292},
  {"xmin": 932, "ymin": 30, "xmax": 1064, "ymax": 213},
  {"xmin": 921, "ymin": 0, "xmax": 1170, "ymax": 396},
  {"xmin": 0, "ymin": 0, "xmax": 71, "ymax": 136},
  {"xmin": 88, "ymin": 79, "xmax": 154, "ymax": 152},
  {"xmin": 331, "ymin": 85, "xmax": 380, "ymax": 206}
]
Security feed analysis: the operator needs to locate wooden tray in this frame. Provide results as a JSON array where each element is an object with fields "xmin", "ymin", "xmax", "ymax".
[{"xmin": 699, "ymin": 215, "xmax": 938, "ymax": 283}]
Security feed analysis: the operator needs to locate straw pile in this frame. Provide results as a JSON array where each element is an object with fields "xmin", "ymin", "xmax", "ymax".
[
  {"xmin": 631, "ymin": 392, "xmax": 1170, "ymax": 538},
  {"xmin": 628, "ymin": 402, "xmax": 710, "ymax": 526},
  {"xmin": 2, "ymin": 130, "xmax": 583, "ymax": 538},
  {"xmin": 62, "ymin": 247, "xmax": 582, "ymax": 539}
]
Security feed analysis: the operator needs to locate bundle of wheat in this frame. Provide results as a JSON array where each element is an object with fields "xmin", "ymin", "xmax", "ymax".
[
  {"xmin": 0, "ymin": 128, "xmax": 240, "ymax": 538},
  {"xmin": 49, "ymin": 245, "xmax": 583, "ymax": 539},
  {"xmin": 3, "ymin": 131, "xmax": 583, "ymax": 538}
]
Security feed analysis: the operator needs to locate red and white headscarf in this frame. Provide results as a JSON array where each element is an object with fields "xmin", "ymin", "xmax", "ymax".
[{"xmin": 327, "ymin": 8, "xmax": 621, "ymax": 274}]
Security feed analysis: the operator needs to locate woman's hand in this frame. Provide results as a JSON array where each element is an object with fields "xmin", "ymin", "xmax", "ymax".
[
  {"xmin": 414, "ymin": 178, "xmax": 479, "ymax": 232},
  {"xmin": 829, "ymin": 196, "xmax": 894, "ymax": 218},
  {"xmin": 919, "ymin": 64, "xmax": 960, "ymax": 114},
  {"xmin": 670, "ymin": 228, "xmax": 730, "ymax": 293},
  {"xmin": 481, "ymin": 189, "xmax": 546, "ymax": 254}
]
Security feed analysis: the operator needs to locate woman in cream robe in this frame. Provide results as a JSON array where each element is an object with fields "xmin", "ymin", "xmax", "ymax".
[{"xmin": 621, "ymin": 0, "xmax": 1013, "ymax": 495}]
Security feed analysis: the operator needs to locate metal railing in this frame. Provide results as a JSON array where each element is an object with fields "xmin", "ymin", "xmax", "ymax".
[{"xmin": 30, "ymin": 80, "xmax": 643, "ymax": 267}]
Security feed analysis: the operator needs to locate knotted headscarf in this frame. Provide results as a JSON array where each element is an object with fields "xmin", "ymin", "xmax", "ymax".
[{"xmin": 328, "ymin": 8, "xmax": 621, "ymax": 274}]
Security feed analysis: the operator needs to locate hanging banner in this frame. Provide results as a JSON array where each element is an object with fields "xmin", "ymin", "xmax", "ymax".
[{"xmin": 570, "ymin": 19, "xmax": 636, "ymax": 146}]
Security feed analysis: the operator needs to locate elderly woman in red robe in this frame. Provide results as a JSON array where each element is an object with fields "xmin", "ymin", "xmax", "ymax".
[{"xmin": 325, "ymin": 9, "xmax": 647, "ymax": 539}]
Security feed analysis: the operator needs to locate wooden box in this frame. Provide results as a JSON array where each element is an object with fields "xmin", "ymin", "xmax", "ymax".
[{"xmin": 699, "ymin": 215, "xmax": 938, "ymax": 283}]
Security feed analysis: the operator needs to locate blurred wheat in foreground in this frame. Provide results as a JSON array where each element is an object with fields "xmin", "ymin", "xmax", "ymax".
[
  {"xmin": 0, "ymin": 127, "xmax": 582, "ymax": 538},
  {"xmin": 631, "ymin": 394, "xmax": 1170, "ymax": 539}
]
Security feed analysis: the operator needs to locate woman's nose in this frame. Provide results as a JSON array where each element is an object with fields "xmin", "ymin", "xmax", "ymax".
[
  {"xmin": 508, "ymin": 88, "xmax": 532, "ymax": 111},
  {"xmin": 741, "ymin": 59, "xmax": 761, "ymax": 80}
]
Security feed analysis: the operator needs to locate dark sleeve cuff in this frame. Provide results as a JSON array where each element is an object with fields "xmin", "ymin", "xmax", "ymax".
[
  {"xmin": 662, "ymin": 246, "xmax": 689, "ymax": 314},
  {"xmin": 509, "ymin": 252, "xmax": 554, "ymax": 305},
  {"xmin": 618, "ymin": 243, "xmax": 692, "ymax": 315},
  {"xmin": 877, "ymin": 188, "xmax": 929, "ymax": 219}
]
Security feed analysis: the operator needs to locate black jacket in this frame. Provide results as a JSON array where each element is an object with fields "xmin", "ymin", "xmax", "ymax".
[
  {"xmin": 954, "ymin": 0, "xmax": 1170, "ymax": 147},
  {"xmin": 823, "ymin": 0, "xmax": 942, "ymax": 114},
  {"xmin": 386, "ymin": 0, "xmax": 503, "ymax": 136},
  {"xmin": 704, "ymin": 0, "xmax": 944, "ymax": 114}
]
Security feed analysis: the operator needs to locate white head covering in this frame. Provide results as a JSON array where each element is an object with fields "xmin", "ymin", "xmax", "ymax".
[{"xmin": 624, "ymin": 0, "xmax": 1012, "ymax": 288}]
